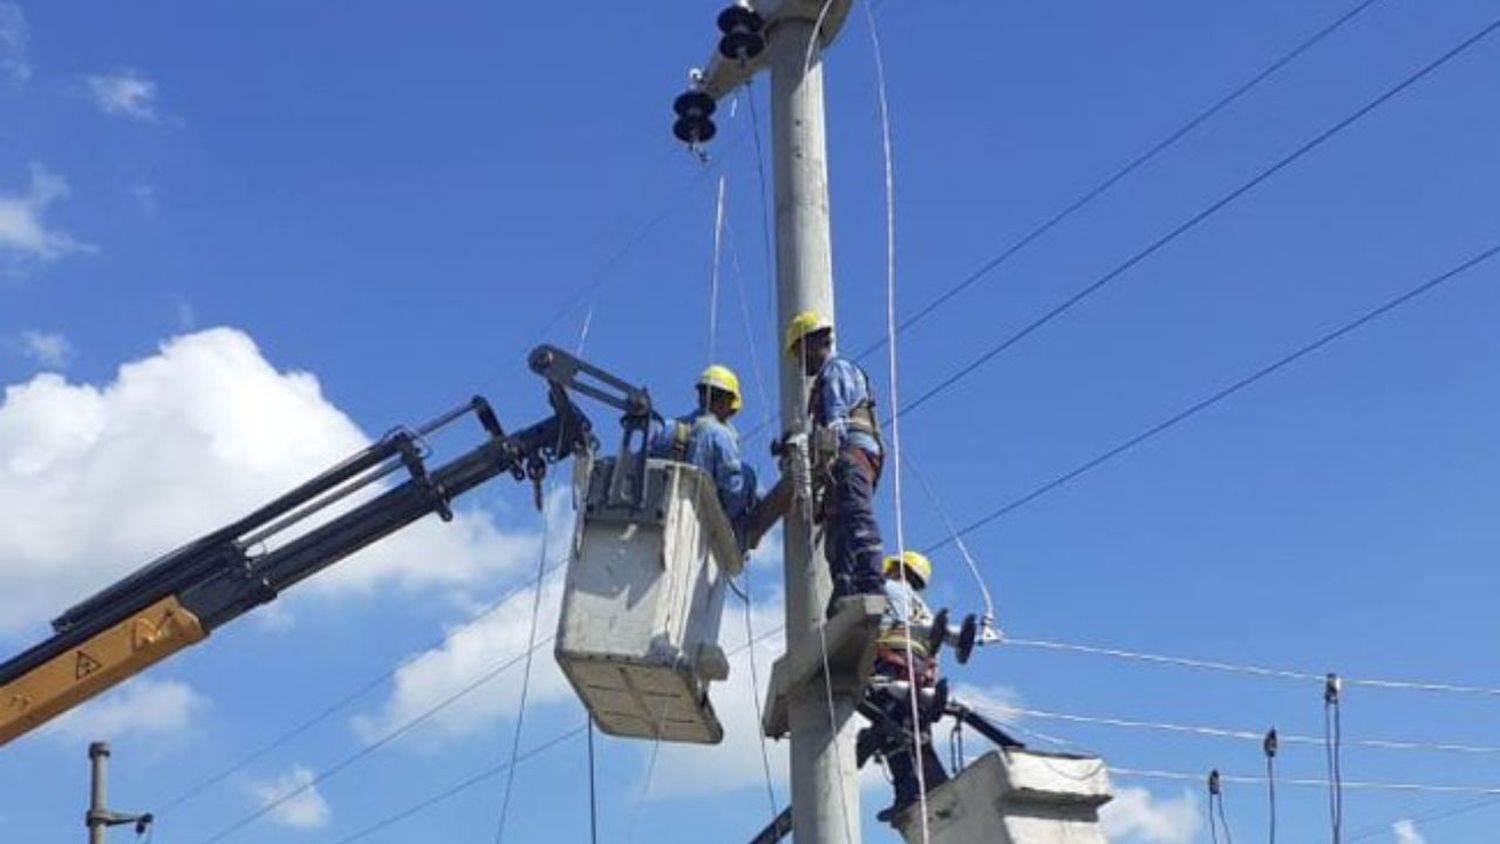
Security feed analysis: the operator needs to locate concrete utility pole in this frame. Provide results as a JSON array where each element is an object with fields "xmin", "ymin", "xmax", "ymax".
[
  {"xmin": 86, "ymin": 742, "xmax": 152, "ymax": 844},
  {"xmin": 676, "ymin": 3, "xmax": 866, "ymax": 842}
]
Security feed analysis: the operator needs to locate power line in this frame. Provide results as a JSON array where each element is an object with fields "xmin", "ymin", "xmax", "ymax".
[
  {"xmin": 849, "ymin": 0, "xmax": 1385, "ymax": 364},
  {"xmin": 895, "ymin": 14, "xmax": 1500, "ymax": 425},
  {"xmin": 324, "ymin": 725, "xmax": 589, "ymax": 844},
  {"xmin": 157, "ymin": 558, "xmax": 567, "ymax": 814},
  {"xmin": 192, "ymin": 635, "xmax": 557, "ymax": 844},
  {"xmin": 1114, "ymin": 767, "xmax": 1500, "ymax": 797},
  {"xmin": 998, "ymin": 706, "xmax": 1500, "ymax": 756},
  {"xmin": 999, "ymin": 630, "xmax": 1500, "ymax": 698},
  {"xmin": 924, "ymin": 238, "xmax": 1500, "ymax": 552},
  {"xmin": 472, "ymin": 126, "xmax": 753, "ymax": 393}
]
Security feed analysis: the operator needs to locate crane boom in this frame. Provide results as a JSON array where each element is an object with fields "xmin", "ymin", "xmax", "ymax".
[{"xmin": 0, "ymin": 345, "xmax": 652, "ymax": 748}]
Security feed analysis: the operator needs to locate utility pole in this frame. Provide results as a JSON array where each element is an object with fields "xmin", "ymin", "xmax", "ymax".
[
  {"xmin": 86, "ymin": 742, "xmax": 152, "ymax": 844},
  {"xmin": 673, "ymin": 3, "xmax": 868, "ymax": 842}
]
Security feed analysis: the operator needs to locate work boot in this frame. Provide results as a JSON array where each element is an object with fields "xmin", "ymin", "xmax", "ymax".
[{"xmin": 876, "ymin": 799, "xmax": 917, "ymax": 824}]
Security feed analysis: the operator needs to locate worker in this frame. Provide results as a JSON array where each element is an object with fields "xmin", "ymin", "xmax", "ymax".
[
  {"xmin": 784, "ymin": 310, "xmax": 886, "ymax": 612},
  {"xmin": 651, "ymin": 364, "xmax": 758, "ymax": 542},
  {"xmin": 869, "ymin": 550, "xmax": 949, "ymax": 822}
]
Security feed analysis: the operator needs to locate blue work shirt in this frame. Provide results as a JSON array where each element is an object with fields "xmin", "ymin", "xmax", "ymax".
[
  {"xmin": 879, "ymin": 577, "xmax": 934, "ymax": 656},
  {"xmin": 650, "ymin": 412, "xmax": 758, "ymax": 527},
  {"xmin": 812, "ymin": 357, "xmax": 882, "ymax": 457}
]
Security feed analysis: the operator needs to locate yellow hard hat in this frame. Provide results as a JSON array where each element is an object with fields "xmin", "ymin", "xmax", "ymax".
[
  {"xmin": 784, "ymin": 310, "xmax": 834, "ymax": 357},
  {"xmin": 697, "ymin": 364, "xmax": 743, "ymax": 413},
  {"xmin": 884, "ymin": 551, "xmax": 933, "ymax": 588}
]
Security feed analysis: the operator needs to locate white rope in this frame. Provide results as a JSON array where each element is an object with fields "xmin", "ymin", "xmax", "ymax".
[
  {"xmin": 1114, "ymin": 767, "xmax": 1500, "ymax": 797},
  {"xmin": 708, "ymin": 174, "xmax": 727, "ymax": 363},
  {"xmin": 858, "ymin": 1, "xmax": 929, "ymax": 835},
  {"xmin": 727, "ymin": 222, "xmax": 774, "ymax": 419},
  {"xmin": 1003, "ymin": 637, "xmax": 1500, "ymax": 697},
  {"xmin": 802, "ymin": 0, "xmax": 837, "ymax": 75},
  {"xmin": 491, "ymin": 484, "xmax": 554, "ymax": 844},
  {"xmin": 996, "ymin": 706, "xmax": 1500, "ymax": 756},
  {"xmin": 903, "ymin": 449, "xmax": 998, "ymax": 624}
]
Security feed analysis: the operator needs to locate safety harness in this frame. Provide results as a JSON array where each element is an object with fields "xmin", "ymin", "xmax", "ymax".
[
  {"xmin": 808, "ymin": 359, "xmax": 885, "ymax": 454},
  {"xmin": 665, "ymin": 416, "xmax": 700, "ymax": 463}
]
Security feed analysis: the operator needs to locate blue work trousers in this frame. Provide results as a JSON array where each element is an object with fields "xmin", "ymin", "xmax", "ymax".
[{"xmin": 824, "ymin": 448, "xmax": 886, "ymax": 599}]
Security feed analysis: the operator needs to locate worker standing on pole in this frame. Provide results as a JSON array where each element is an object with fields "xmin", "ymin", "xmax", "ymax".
[
  {"xmin": 651, "ymin": 365, "xmax": 759, "ymax": 545},
  {"xmin": 784, "ymin": 311, "xmax": 887, "ymax": 614},
  {"xmin": 868, "ymin": 551, "xmax": 949, "ymax": 822}
]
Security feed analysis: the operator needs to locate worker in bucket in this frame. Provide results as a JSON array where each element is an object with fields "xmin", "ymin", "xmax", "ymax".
[
  {"xmin": 870, "ymin": 550, "xmax": 949, "ymax": 822},
  {"xmin": 784, "ymin": 310, "xmax": 886, "ymax": 613},
  {"xmin": 651, "ymin": 364, "xmax": 758, "ymax": 544}
]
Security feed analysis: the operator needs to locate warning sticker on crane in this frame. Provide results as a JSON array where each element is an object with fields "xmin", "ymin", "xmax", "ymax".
[{"xmin": 75, "ymin": 651, "xmax": 102, "ymax": 680}]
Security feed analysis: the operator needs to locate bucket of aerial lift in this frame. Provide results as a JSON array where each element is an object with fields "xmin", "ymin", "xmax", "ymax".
[
  {"xmin": 892, "ymin": 748, "xmax": 1113, "ymax": 844},
  {"xmin": 555, "ymin": 453, "xmax": 744, "ymax": 745}
]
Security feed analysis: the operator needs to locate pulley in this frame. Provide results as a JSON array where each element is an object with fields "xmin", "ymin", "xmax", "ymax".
[
  {"xmin": 672, "ymin": 90, "xmax": 718, "ymax": 145},
  {"xmin": 717, "ymin": 4, "xmax": 766, "ymax": 62}
]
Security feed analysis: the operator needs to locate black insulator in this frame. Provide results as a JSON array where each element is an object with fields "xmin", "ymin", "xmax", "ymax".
[
  {"xmin": 719, "ymin": 30, "xmax": 766, "ymax": 61},
  {"xmin": 717, "ymin": 5, "xmax": 765, "ymax": 35},
  {"xmin": 673, "ymin": 90, "xmax": 717, "ymax": 119},
  {"xmin": 956, "ymin": 614, "xmax": 979, "ymax": 665},
  {"xmin": 926, "ymin": 608, "xmax": 950, "ymax": 656},
  {"xmin": 717, "ymin": 5, "xmax": 766, "ymax": 61},
  {"xmin": 673, "ymin": 115, "xmax": 717, "ymax": 144}
]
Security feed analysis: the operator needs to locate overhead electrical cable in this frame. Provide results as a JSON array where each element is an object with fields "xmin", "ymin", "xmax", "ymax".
[
  {"xmin": 192, "ymin": 636, "xmax": 559, "ymax": 844},
  {"xmin": 997, "ymin": 628, "xmax": 1500, "ymax": 698},
  {"xmin": 895, "ymin": 13, "xmax": 1500, "ymax": 426},
  {"xmin": 848, "ymin": 0, "xmax": 1385, "ymax": 363},
  {"xmin": 473, "ymin": 126, "xmax": 753, "ymax": 392},
  {"xmin": 324, "ymin": 725, "xmax": 589, "ymax": 844},
  {"xmin": 996, "ymin": 706, "xmax": 1500, "ymax": 756},
  {"xmin": 923, "ymin": 239, "xmax": 1500, "ymax": 552},
  {"xmin": 1113, "ymin": 768, "xmax": 1500, "ymax": 797},
  {"xmin": 156, "ymin": 558, "xmax": 568, "ymax": 814},
  {"xmin": 490, "ymin": 490, "xmax": 556, "ymax": 844}
]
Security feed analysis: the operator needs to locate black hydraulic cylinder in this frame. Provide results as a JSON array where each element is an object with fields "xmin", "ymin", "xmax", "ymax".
[{"xmin": 179, "ymin": 414, "xmax": 568, "ymax": 630}]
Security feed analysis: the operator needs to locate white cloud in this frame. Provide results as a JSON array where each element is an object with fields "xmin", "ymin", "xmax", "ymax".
[
  {"xmin": 14, "ymin": 330, "xmax": 73, "ymax": 369},
  {"xmin": 1101, "ymin": 786, "xmax": 1201, "ymax": 844},
  {"xmin": 645, "ymin": 596, "xmax": 789, "ymax": 800},
  {"xmin": 86, "ymin": 69, "xmax": 158, "ymax": 121},
  {"xmin": 243, "ymin": 766, "xmax": 331, "ymax": 831},
  {"xmin": 0, "ymin": 163, "xmax": 92, "ymax": 266},
  {"xmin": 351, "ymin": 491, "xmax": 572, "ymax": 745},
  {"xmin": 45, "ymin": 678, "xmax": 206, "ymax": 742},
  {"xmin": 0, "ymin": 2, "xmax": 28, "ymax": 87},
  {"xmin": 0, "ymin": 327, "xmax": 552, "ymax": 635},
  {"xmin": 1393, "ymin": 819, "xmax": 1429, "ymax": 844}
]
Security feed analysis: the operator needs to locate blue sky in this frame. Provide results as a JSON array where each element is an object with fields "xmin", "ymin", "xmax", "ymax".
[{"xmin": 1, "ymin": 1, "xmax": 1498, "ymax": 842}]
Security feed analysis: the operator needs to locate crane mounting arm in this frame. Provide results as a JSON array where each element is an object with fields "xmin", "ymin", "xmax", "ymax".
[{"xmin": 0, "ymin": 345, "xmax": 651, "ymax": 748}]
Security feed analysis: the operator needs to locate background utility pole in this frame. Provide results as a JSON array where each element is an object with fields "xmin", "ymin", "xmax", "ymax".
[
  {"xmin": 86, "ymin": 742, "xmax": 152, "ymax": 844},
  {"xmin": 678, "ymin": 3, "xmax": 859, "ymax": 841}
]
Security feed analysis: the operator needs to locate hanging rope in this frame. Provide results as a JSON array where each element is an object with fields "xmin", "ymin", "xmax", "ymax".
[
  {"xmin": 859, "ymin": 0, "xmax": 930, "ymax": 837},
  {"xmin": 587, "ymin": 718, "xmax": 599, "ymax": 844},
  {"xmin": 903, "ymin": 449, "xmax": 999, "ymax": 629},
  {"xmin": 491, "ymin": 486, "xmax": 554, "ymax": 844},
  {"xmin": 708, "ymin": 174, "xmax": 728, "ymax": 362}
]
